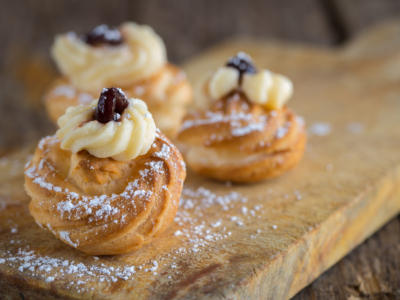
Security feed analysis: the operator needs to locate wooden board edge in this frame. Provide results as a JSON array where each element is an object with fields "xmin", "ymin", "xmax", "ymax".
[{"xmin": 220, "ymin": 166, "xmax": 400, "ymax": 299}]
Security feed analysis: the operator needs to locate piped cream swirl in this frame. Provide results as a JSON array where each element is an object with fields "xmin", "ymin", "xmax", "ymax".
[
  {"xmin": 56, "ymin": 98, "xmax": 156, "ymax": 161},
  {"xmin": 52, "ymin": 22, "xmax": 167, "ymax": 93},
  {"xmin": 207, "ymin": 64, "xmax": 293, "ymax": 109}
]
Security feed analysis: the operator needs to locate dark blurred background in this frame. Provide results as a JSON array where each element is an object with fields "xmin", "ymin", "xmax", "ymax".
[
  {"xmin": 2, "ymin": 0, "xmax": 400, "ymax": 64},
  {"xmin": 1, "ymin": 0, "xmax": 400, "ymax": 150}
]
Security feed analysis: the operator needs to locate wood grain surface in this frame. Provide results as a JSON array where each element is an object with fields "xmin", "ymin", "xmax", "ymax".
[{"xmin": 0, "ymin": 21, "xmax": 399, "ymax": 299}]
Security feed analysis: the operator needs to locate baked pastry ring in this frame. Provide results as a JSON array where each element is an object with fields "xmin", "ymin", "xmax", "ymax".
[
  {"xmin": 176, "ymin": 53, "xmax": 306, "ymax": 183},
  {"xmin": 45, "ymin": 23, "xmax": 192, "ymax": 137},
  {"xmin": 25, "ymin": 89, "xmax": 186, "ymax": 255}
]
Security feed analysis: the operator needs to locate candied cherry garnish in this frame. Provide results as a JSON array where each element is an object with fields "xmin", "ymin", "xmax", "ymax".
[
  {"xmin": 83, "ymin": 24, "xmax": 123, "ymax": 46},
  {"xmin": 94, "ymin": 88, "xmax": 129, "ymax": 123},
  {"xmin": 226, "ymin": 52, "xmax": 257, "ymax": 82}
]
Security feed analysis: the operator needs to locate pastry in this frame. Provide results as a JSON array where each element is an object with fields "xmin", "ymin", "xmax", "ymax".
[
  {"xmin": 45, "ymin": 23, "xmax": 192, "ymax": 137},
  {"xmin": 25, "ymin": 88, "xmax": 186, "ymax": 255},
  {"xmin": 176, "ymin": 52, "xmax": 306, "ymax": 183}
]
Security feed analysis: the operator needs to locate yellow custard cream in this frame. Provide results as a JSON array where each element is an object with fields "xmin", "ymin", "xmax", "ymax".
[
  {"xmin": 208, "ymin": 52, "xmax": 293, "ymax": 109},
  {"xmin": 52, "ymin": 22, "xmax": 167, "ymax": 93},
  {"xmin": 56, "ymin": 89, "xmax": 156, "ymax": 161}
]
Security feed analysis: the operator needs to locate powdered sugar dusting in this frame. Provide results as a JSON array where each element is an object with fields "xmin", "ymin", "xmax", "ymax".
[
  {"xmin": 6, "ymin": 141, "xmax": 303, "ymax": 295},
  {"xmin": 308, "ymin": 122, "xmax": 332, "ymax": 136},
  {"xmin": 153, "ymin": 144, "xmax": 171, "ymax": 160},
  {"xmin": 170, "ymin": 186, "xmax": 268, "ymax": 255},
  {"xmin": 275, "ymin": 123, "xmax": 290, "ymax": 139},
  {"xmin": 25, "ymin": 157, "xmax": 164, "ymax": 223},
  {"xmin": 181, "ymin": 187, "xmax": 246, "ymax": 211},
  {"xmin": 0, "ymin": 178, "xmax": 291, "ymax": 294},
  {"xmin": 181, "ymin": 111, "xmax": 268, "ymax": 137},
  {"xmin": 231, "ymin": 119, "xmax": 266, "ymax": 136},
  {"xmin": 0, "ymin": 247, "xmax": 138, "ymax": 293}
]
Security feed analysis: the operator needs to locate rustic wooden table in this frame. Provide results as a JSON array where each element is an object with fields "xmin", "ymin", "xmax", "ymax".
[{"xmin": 1, "ymin": 1, "xmax": 399, "ymax": 298}]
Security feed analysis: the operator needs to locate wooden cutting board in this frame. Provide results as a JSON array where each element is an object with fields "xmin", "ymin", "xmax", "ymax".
[{"xmin": 1, "ymin": 21, "xmax": 400, "ymax": 300}]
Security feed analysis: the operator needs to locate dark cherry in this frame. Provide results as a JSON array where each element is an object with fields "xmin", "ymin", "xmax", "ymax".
[
  {"xmin": 225, "ymin": 52, "xmax": 257, "ymax": 82},
  {"xmin": 83, "ymin": 24, "xmax": 123, "ymax": 46},
  {"xmin": 94, "ymin": 88, "xmax": 129, "ymax": 123}
]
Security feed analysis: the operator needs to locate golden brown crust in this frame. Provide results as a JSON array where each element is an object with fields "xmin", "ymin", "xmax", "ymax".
[
  {"xmin": 24, "ymin": 133, "xmax": 186, "ymax": 255},
  {"xmin": 45, "ymin": 63, "xmax": 192, "ymax": 137},
  {"xmin": 176, "ymin": 92, "xmax": 306, "ymax": 182}
]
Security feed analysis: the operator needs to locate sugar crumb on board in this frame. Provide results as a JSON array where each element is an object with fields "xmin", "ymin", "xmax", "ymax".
[
  {"xmin": 308, "ymin": 122, "xmax": 331, "ymax": 136},
  {"xmin": 347, "ymin": 122, "xmax": 364, "ymax": 134}
]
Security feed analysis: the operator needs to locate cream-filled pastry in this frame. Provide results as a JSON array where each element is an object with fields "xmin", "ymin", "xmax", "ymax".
[
  {"xmin": 177, "ymin": 53, "xmax": 306, "ymax": 183},
  {"xmin": 25, "ymin": 88, "xmax": 186, "ymax": 255},
  {"xmin": 45, "ymin": 23, "xmax": 192, "ymax": 137}
]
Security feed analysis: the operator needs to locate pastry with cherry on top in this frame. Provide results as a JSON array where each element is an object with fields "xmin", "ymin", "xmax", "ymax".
[
  {"xmin": 176, "ymin": 52, "xmax": 306, "ymax": 183},
  {"xmin": 25, "ymin": 88, "xmax": 186, "ymax": 255},
  {"xmin": 45, "ymin": 23, "xmax": 192, "ymax": 138}
]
